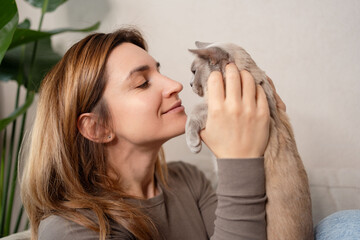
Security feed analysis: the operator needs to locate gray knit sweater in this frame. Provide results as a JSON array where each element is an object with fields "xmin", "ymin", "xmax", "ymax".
[{"xmin": 38, "ymin": 158, "xmax": 266, "ymax": 239}]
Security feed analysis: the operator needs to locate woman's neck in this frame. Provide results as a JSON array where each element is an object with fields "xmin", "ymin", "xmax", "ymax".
[{"xmin": 106, "ymin": 140, "xmax": 161, "ymax": 199}]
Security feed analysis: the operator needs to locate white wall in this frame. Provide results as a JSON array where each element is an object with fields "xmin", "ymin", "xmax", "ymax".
[{"xmin": 1, "ymin": 0, "xmax": 359, "ymax": 225}]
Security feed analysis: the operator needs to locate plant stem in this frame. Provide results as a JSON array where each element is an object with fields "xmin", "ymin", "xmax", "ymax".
[
  {"xmin": 40, "ymin": 0, "xmax": 49, "ymax": 25},
  {"xmin": 0, "ymin": 42, "xmax": 26, "ymax": 236},
  {"xmin": 24, "ymin": 219, "xmax": 29, "ymax": 231},
  {"xmin": 0, "ymin": 82, "xmax": 21, "ymax": 235},
  {"xmin": 3, "ymin": 4, "xmax": 49, "ymax": 234},
  {"xmin": 13, "ymin": 205, "xmax": 23, "ymax": 233},
  {"xmin": 4, "ymin": 91, "xmax": 30, "ymax": 235},
  {"xmin": 1, "ymin": 83, "xmax": 21, "ymax": 232},
  {"xmin": 26, "ymin": 0, "xmax": 47, "ymax": 88},
  {"xmin": 0, "ymin": 130, "xmax": 7, "ymax": 221},
  {"xmin": 0, "ymin": 131, "xmax": 5, "ymax": 199}
]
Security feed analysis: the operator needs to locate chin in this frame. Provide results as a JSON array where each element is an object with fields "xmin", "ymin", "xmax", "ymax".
[
  {"xmin": 168, "ymin": 125, "xmax": 186, "ymax": 138},
  {"xmin": 173, "ymin": 128, "xmax": 186, "ymax": 137},
  {"xmin": 150, "ymin": 114, "xmax": 187, "ymax": 143},
  {"xmin": 174, "ymin": 116, "xmax": 187, "ymax": 135},
  {"xmin": 162, "ymin": 122, "xmax": 186, "ymax": 142}
]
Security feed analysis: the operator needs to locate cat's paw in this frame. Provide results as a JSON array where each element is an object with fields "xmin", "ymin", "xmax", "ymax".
[
  {"xmin": 186, "ymin": 128, "xmax": 202, "ymax": 153},
  {"xmin": 189, "ymin": 141, "xmax": 202, "ymax": 153}
]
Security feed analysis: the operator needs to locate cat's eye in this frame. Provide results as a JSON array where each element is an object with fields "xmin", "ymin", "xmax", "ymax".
[{"xmin": 137, "ymin": 80, "xmax": 150, "ymax": 89}]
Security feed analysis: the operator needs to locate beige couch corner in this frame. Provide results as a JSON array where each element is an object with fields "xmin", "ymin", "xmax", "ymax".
[{"xmin": 1, "ymin": 230, "xmax": 30, "ymax": 240}]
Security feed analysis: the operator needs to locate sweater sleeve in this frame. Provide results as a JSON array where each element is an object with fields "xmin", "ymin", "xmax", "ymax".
[{"xmin": 210, "ymin": 157, "xmax": 267, "ymax": 240}]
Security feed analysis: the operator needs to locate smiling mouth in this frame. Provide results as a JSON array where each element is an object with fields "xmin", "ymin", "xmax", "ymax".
[{"xmin": 162, "ymin": 100, "xmax": 184, "ymax": 115}]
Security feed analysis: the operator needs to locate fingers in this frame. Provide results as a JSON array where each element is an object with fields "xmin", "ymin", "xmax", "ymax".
[
  {"xmin": 225, "ymin": 64, "xmax": 256, "ymax": 110},
  {"xmin": 207, "ymin": 64, "xmax": 267, "ymax": 113},
  {"xmin": 203, "ymin": 65, "xmax": 271, "ymax": 158},
  {"xmin": 207, "ymin": 71, "xmax": 225, "ymax": 111},
  {"xmin": 240, "ymin": 70, "xmax": 256, "ymax": 108},
  {"xmin": 256, "ymin": 84, "xmax": 269, "ymax": 114},
  {"xmin": 225, "ymin": 63, "xmax": 241, "ymax": 102}
]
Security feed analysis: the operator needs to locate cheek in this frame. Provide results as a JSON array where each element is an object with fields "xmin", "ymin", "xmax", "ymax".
[
  {"xmin": 110, "ymin": 94, "xmax": 163, "ymax": 141},
  {"xmin": 193, "ymin": 76, "xmax": 207, "ymax": 97},
  {"xmin": 192, "ymin": 69, "xmax": 210, "ymax": 97},
  {"xmin": 115, "ymin": 96, "xmax": 159, "ymax": 125},
  {"xmin": 192, "ymin": 73, "xmax": 201, "ymax": 95}
]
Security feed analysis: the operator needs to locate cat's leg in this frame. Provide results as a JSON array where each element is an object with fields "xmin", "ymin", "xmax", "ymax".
[
  {"xmin": 185, "ymin": 103, "xmax": 208, "ymax": 153},
  {"xmin": 265, "ymin": 111, "xmax": 314, "ymax": 240}
]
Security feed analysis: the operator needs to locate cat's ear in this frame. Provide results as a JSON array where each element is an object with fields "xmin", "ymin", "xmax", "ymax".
[
  {"xmin": 189, "ymin": 47, "xmax": 229, "ymax": 65},
  {"xmin": 195, "ymin": 41, "xmax": 212, "ymax": 48}
]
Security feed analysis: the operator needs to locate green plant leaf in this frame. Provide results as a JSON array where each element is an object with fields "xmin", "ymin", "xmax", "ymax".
[
  {"xmin": 0, "ymin": 92, "xmax": 34, "ymax": 131},
  {"xmin": 0, "ymin": 0, "xmax": 19, "ymax": 64},
  {"xmin": 18, "ymin": 19, "xmax": 31, "ymax": 29},
  {"xmin": 26, "ymin": 39, "xmax": 61, "ymax": 91},
  {"xmin": 9, "ymin": 29, "xmax": 52, "ymax": 49},
  {"xmin": 49, "ymin": 21, "xmax": 100, "ymax": 34},
  {"xmin": 25, "ymin": 0, "xmax": 68, "ymax": 13},
  {"xmin": 0, "ymin": 37, "xmax": 61, "ymax": 92},
  {"xmin": 0, "ymin": 46, "xmax": 24, "ymax": 85},
  {"xmin": 9, "ymin": 21, "xmax": 100, "ymax": 49}
]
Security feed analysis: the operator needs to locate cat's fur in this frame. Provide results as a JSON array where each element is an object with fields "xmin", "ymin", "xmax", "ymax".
[{"xmin": 185, "ymin": 42, "xmax": 313, "ymax": 240}]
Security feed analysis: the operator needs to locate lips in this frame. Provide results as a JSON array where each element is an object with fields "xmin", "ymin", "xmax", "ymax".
[{"xmin": 162, "ymin": 100, "xmax": 183, "ymax": 115}]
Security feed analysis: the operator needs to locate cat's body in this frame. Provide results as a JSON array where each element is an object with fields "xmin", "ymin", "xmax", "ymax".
[{"xmin": 186, "ymin": 42, "xmax": 313, "ymax": 240}]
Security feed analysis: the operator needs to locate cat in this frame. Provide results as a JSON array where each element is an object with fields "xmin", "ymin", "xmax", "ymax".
[{"xmin": 185, "ymin": 41, "xmax": 314, "ymax": 240}]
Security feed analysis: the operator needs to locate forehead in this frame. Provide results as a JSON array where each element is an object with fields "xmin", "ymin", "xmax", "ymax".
[
  {"xmin": 106, "ymin": 42, "xmax": 155, "ymax": 81},
  {"xmin": 191, "ymin": 57, "xmax": 207, "ymax": 69}
]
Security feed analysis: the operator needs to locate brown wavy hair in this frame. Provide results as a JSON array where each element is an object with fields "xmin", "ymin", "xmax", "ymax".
[{"xmin": 21, "ymin": 27, "xmax": 167, "ymax": 240}]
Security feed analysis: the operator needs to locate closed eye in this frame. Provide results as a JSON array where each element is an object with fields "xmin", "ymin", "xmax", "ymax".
[
  {"xmin": 137, "ymin": 80, "xmax": 150, "ymax": 89},
  {"xmin": 190, "ymin": 62, "xmax": 196, "ymax": 74}
]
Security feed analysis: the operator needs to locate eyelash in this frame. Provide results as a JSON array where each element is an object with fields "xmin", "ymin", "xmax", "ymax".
[
  {"xmin": 137, "ymin": 80, "xmax": 150, "ymax": 89},
  {"xmin": 135, "ymin": 66, "xmax": 159, "ymax": 89}
]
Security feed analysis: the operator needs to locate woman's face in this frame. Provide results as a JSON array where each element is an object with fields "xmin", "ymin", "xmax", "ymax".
[{"xmin": 103, "ymin": 43, "xmax": 187, "ymax": 146}]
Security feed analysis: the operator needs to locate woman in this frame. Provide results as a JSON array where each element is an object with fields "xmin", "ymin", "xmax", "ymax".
[{"xmin": 21, "ymin": 27, "xmax": 275, "ymax": 240}]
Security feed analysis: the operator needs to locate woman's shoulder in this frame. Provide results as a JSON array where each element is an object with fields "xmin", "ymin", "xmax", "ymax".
[
  {"xmin": 166, "ymin": 161, "xmax": 214, "ymax": 197},
  {"xmin": 167, "ymin": 161, "xmax": 205, "ymax": 180},
  {"xmin": 39, "ymin": 213, "xmax": 134, "ymax": 240},
  {"xmin": 38, "ymin": 215, "xmax": 99, "ymax": 240}
]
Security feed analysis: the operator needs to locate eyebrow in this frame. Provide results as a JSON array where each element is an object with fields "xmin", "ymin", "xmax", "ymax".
[{"xmin": 125, "ymin": 62, "xmax": 160, "ymax": 81}]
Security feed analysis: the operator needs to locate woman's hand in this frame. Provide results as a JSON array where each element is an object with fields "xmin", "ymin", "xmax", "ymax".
[{"xmin": 200, "ymin": 63, "xmax": 270, "ymax": 159}]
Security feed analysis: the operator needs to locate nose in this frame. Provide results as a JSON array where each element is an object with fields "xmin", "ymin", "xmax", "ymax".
[
  {"xmin": 190, "ymin": 75, "xmax": 194, "ymax": 87},
  {"xmin": 162, "ymin": 76, "xmax": 183, "ymax": 98}
]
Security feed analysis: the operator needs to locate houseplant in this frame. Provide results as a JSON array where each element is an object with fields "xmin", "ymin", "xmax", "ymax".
[{"xmin": 0, "ymin": 0, "xmax": 100, "ymax": 236}]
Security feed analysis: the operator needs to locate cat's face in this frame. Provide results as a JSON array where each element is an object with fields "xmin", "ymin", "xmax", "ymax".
[{"xmin": 189, "ymin": 42, "xmax": 231, "ymax": 97}]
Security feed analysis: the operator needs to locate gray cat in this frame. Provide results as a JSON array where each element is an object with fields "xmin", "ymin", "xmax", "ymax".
[{"xmin": 185, "ymin": 42, "xmax": 313, "ymax": 240}]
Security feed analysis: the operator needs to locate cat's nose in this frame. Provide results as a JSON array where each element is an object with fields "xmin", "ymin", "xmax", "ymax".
[{"xmin": 190, "ymin": 82, "xmax": 193, "ymax": 87}]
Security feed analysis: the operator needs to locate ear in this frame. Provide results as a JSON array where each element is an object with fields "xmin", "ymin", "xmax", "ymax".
[
  {"xmin": 77, "ymin": 113, "xmax": 113, "ymax": 143},
  {"xmin": 195, "ymin": 41, "xmax": 212, "ymax": 48},
  {"xmin": 188, "ymin": 47, "xmax": 229, "ymax": 65}
]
